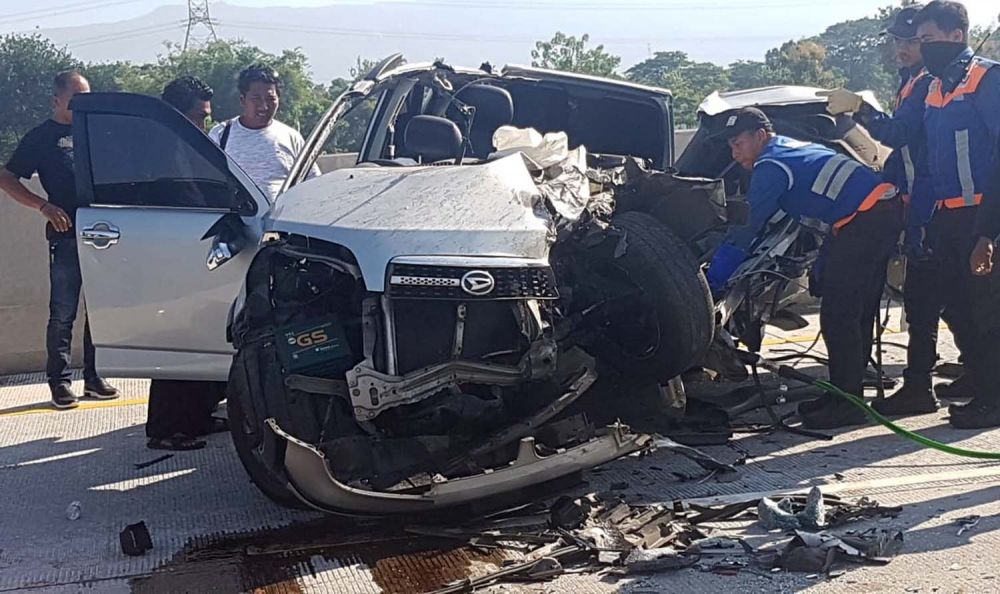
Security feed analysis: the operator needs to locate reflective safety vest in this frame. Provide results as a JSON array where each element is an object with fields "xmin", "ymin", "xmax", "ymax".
[
  {"xmin": 924, "ymin": 57, "xmax": 1000, "ymax": 209},
  {"xmin": 893, "ymin": 68, "xmax": 928, "ymax": 200},
  {"xmin": 755, "ymin": 136, "xmax": 896, "ymax": 232}
]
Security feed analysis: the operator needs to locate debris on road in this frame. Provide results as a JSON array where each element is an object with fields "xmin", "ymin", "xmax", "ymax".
[
  {"xmin": 758, "ymin": 486, "xmax": 826, "ymax": 531},
  {"xmin": 777, "ymin": 527, "xmax": 903, "ymax": 573},
  {"xmin": 120, "ymin": 521, "xmax": 153, "ymax": 557},
  {"xmin": 955, "ymin": 515, "xmax": 981, "ymax": 536},
  {"xmin": 65, "ymin": 501, "xmax": 81, "ymax": 521},
  {"xmin": 134, "ymin": 454, "xmax": 174, "ymax": 470}
]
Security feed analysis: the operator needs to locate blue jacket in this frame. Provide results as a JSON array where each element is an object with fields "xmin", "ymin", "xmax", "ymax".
[
  {"xmin": 926, "ymin": 52, "xmax": 1000, "ymax": 209},
  {"xmin": 707, "ymin": 135, "xmax": 893, "ymax": 292},
  {"xmin": 865, "ymin": 66, "xmax": 934, "ymax": 226},
  {"xmin": 866, "ymin": 49, "xmax": 1000, "ymax": 210}
]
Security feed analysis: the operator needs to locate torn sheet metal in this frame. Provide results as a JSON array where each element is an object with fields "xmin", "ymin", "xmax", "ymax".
[{"xmin": 779, "ymin": 528, "xmax": 904, "ymax": 573}]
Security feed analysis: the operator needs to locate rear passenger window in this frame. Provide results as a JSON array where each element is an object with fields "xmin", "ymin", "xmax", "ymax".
[{"xmin": 86, "ymin": 114, "xmax": 253, "ymax": 212}]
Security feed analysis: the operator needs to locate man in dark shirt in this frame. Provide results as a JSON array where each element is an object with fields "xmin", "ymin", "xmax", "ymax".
[{"xmin": 0, "ymin": 71, "xmax": 118, "ymax": 409}]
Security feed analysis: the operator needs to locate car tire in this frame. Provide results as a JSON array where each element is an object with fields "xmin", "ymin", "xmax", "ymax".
[
  {"xmin": 581, "ymin": 211, "xmax": 714, "ymax": 383},
  {"xmin": 226, "ymin": 348, "xmax": 309, "ymax": 510}
]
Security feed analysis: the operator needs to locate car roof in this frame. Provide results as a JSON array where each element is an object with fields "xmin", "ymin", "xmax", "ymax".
[{"xmin": 375, "ymin": 61, "xmax": 672, "ymax": 98}]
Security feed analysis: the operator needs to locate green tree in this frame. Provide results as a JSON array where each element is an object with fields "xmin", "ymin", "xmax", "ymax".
[
  {"xmin": 972, "ymin": 25, "xmax": 1000, "ymax": 61},
  {"xmin": 324, "ymin": 56, "xmax": 381, "ymax": 153},
  {"xmin": 531, "ymin": 32, "xmax": 621, "ymax": 77},
  {"xmin": 726, "ymin": 60, "xmax": 774, "ymax": 89},
  {"xmin": 814, "ymin": 12, "xmax": 896, "ymax": 104},
  {"xmin": 764, "ymin": 40, "xmax": 846, "ymax": 89},
  {"xmin": 626, "ymin": 51, "xmax": 729, "ymax": 128},
  {"xmin": 0, "ymin": 34, "xmax": 78, "ymax": 160},
  {"xmin": 156, "ymin": 40, "xmax": 329, "ymax": 132}
]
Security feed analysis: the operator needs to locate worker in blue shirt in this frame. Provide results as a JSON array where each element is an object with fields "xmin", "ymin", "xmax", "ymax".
[
  {"xmin": 706, "ymin": 107, "xmax": 902, "ymax": 430},
  {"xmin": 825, "ymin": 1, "xmax": 1000, "ymax": 428}
]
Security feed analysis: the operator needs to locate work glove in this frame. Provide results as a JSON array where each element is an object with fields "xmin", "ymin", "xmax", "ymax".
[
  {"xmin": 706, "ymin": 243, "xmax": 749, "ymax": 298},
  {"xmin": 816, "ymin": 88, "xmax": 864, "ymax": 115}
]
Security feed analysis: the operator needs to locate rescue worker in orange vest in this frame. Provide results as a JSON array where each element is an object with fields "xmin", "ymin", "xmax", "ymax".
[
  {"xmin": 825, "ymin": 5, "xmax": 971, "ymax": 416},
  {"xmin": 706, "ymin": 108, "xmax": 902, "ymax": 430},
  {"xmin": 825, "ymin": 1, "xmax": 1000, "ymax": 428}
]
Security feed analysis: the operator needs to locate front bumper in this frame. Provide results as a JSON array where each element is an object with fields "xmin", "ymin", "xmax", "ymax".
[{"xmin": 267, "ymin": 419, "xmax": 652, "ymax": 515}]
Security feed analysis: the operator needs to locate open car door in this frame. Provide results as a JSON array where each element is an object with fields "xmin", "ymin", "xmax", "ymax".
[{"xmin": 70, "ymin": 93, "xmax": 270, "ymax": 381}]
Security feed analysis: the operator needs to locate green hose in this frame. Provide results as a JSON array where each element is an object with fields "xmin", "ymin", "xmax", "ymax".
[{"xmin": 813, "ymin": 379, "xmax": 1000, "ymax": 460}]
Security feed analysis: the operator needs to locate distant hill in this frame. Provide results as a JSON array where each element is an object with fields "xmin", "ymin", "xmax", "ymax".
[{"xmin": 34, "ymin": 1, "xmax": 799, "ymax": 82}]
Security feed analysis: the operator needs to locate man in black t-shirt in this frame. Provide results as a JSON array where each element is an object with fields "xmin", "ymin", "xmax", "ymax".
[{"xmin": 0, "ymin": 71, "xmax": 118, "ymax": 409}]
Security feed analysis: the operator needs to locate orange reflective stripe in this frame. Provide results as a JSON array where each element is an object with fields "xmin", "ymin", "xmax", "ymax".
[
  {"xmin": 833, "ymin": 183, "xmax": 896, "ymax": 233},
  {"xmin": 939, "ymin": 193, "xmax": 983, "ymax": 209},
  {"xmin": 896, "ymin": 70, "xmax": 927, "ymax": 108},
  {"xmin": 926, "ymin": 63, "xmax": 991, "ymax": 108}
]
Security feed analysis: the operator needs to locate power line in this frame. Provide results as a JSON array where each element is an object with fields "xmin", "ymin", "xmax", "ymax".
[
  {"xmin": 61, "ymin": 21, "xmax": 185, "ymax": 49},
  {"xmin": 219, "ymin": 19, "xmax": 790, "ymax": 45},
  {"xmin": 0, "ymin": 0, "xmax": 145, "ymax": 27},
  {"xmin": 378, "ymin": 0, "xmax": 873, "ymax": 10},
  {"xmin": 184, "ymin": 0, "xmax": 218, "ymax": 51}
]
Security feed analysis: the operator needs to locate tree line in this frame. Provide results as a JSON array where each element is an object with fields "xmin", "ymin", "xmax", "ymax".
[{"xmin": 3, "ymin": 2, "xmax": 998, "ymax": 161}]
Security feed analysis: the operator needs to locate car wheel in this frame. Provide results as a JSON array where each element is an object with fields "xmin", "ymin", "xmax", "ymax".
[
  {"xmin": 226, "ymin": 346, "xmax": 309, "ymax": 509},
  {"xmin": 578, "ymin": 211, "xmax": 714, "ymax": 383}
]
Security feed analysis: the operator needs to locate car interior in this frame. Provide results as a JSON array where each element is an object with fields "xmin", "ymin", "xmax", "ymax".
[{"xmin": 363, "ymin": 72, "xmax": 670, "ymax": 168}]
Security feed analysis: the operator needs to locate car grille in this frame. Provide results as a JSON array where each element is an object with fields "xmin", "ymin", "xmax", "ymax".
[{"xmin": 387, "ymin": 264, "xmax": 559, "ymax": 300}]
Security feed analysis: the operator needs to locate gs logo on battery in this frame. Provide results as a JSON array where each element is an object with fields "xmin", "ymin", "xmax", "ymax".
[{"xmin": 288, "ymin": 329, "xmax": 330, "ymax": 348}]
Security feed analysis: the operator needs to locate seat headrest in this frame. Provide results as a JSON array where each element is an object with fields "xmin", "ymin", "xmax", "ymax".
[
  {"xmin": 404, "ymin": 115, "xmax": 463, "ymax": 163},
  {"xmin": 455, "ymin": 85, "xmax": 514, "ymax": 158},
  {"xmin": 456, "ymin": 84, "xmax": 514, "ymax": 127}
]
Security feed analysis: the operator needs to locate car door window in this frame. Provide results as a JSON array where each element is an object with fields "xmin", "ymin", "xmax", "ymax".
[{"xmin": 86, "ymin": 113, "xmax": 255, "ymax": 213}]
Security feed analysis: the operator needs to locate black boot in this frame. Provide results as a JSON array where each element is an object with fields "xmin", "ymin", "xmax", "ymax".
[
  {"xmin": 948, "ymin": 399, "xmax": 1000, "ymax": 429},
  {"xmin": 935, "ymin": 374, "xmax": 974, "ymax": 400},
  {"xmin": 871, "ymin": 382, "xmax": 938, "ymax": 416},
  {"xmin": 800, "ymin": 397, "xmax": 869, "ymax": 430}
]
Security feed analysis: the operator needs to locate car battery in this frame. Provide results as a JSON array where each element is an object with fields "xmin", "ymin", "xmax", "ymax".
[{"xmin": 275, "ymin": 318, "xmax": 354, "ymax": 377}]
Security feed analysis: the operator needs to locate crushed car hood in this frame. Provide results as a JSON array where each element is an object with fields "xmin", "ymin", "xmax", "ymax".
[{"xmin": 268, "ymin": 154, "xmax": 553, "ymax": 291}]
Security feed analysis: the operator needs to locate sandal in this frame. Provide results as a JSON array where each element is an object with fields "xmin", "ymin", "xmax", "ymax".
[{"xmin": 147, "ymin": 434, "xmax": 206, "ymax": 451}]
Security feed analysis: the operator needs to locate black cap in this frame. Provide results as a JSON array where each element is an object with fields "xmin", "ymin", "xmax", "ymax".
[
  {"xmin": 884, "ymin": 5, "xmax": 923, "ymax": 39},
  {"xmin": 718, "ymin": 107, "xmax": 773, "ymax": 140}
]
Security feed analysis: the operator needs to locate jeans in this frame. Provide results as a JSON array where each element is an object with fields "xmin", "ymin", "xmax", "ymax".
[{"xmin": 46, "ymin": 238, "xmax": 97, "ymax": 387}]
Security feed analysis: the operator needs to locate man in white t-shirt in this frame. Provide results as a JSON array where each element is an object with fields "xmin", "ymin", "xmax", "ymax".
[{"xmin": 209, "ymin": 64, "xmax": 317, "ymax": 200}]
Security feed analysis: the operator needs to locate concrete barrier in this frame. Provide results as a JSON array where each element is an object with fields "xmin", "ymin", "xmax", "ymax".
[{"xmin": 0, "ymin": 177, "xmax": 85, "ymax": 375}]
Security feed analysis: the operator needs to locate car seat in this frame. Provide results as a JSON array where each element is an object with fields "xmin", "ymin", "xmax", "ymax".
[
  {"xmin": 403, "ymin": 115, "xmax": 463, "ymax": 163},
  {"xmin": 454, "ymin": 84, "xmax": 514, "ymax": 159}
]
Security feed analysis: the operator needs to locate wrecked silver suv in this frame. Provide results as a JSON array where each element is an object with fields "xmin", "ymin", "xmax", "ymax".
[{"xmin": 69, "ymin": 56, "xmax": 716, "ymax": 514}]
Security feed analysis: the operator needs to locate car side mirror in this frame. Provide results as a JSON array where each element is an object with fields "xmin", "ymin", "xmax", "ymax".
[
  {"xmin": 726, "ymin": 198, "xmax": 750, "ymax": 226},
  {"xmin": 202, "ymin": 213, "xmax": 248, "ymax": 271}
]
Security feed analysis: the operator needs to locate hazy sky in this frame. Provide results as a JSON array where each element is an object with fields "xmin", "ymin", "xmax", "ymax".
[
  {"xmin": 2, "ymin": 0, "xmax": 998, "ymax": 78},
  {"xmin": 4, "ymin": 0, "xmax": 997, "ymax": 33}
]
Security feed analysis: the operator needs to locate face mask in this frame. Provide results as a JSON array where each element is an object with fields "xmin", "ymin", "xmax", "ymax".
[{"xmin": 921, "ymin": 40, "xmax": 967, "ymax": 78}]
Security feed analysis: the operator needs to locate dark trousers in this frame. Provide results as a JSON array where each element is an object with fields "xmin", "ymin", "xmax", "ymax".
[
  {"xmin": 46, "ymin": 238, "xmax": 97, "ymax": 387},
  {"xmin": 902, "ymin": 255, "xmax": 971, "ymax": 386},
  {"xmin": 926, "ymin": 208, "xmax": 1000, "ymax": 402},
  {"xmin": 820, "ymin": 201, "xmax": 903, "ymax": 397},
  {"xmin": 146, "ymin": 380, "xmax": 227, "ymax": 439}
]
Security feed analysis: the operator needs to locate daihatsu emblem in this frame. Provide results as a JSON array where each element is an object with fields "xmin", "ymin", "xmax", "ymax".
[{"xmin": 461, "ymin": 270, "xmax": 495, "ymax": 295}]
